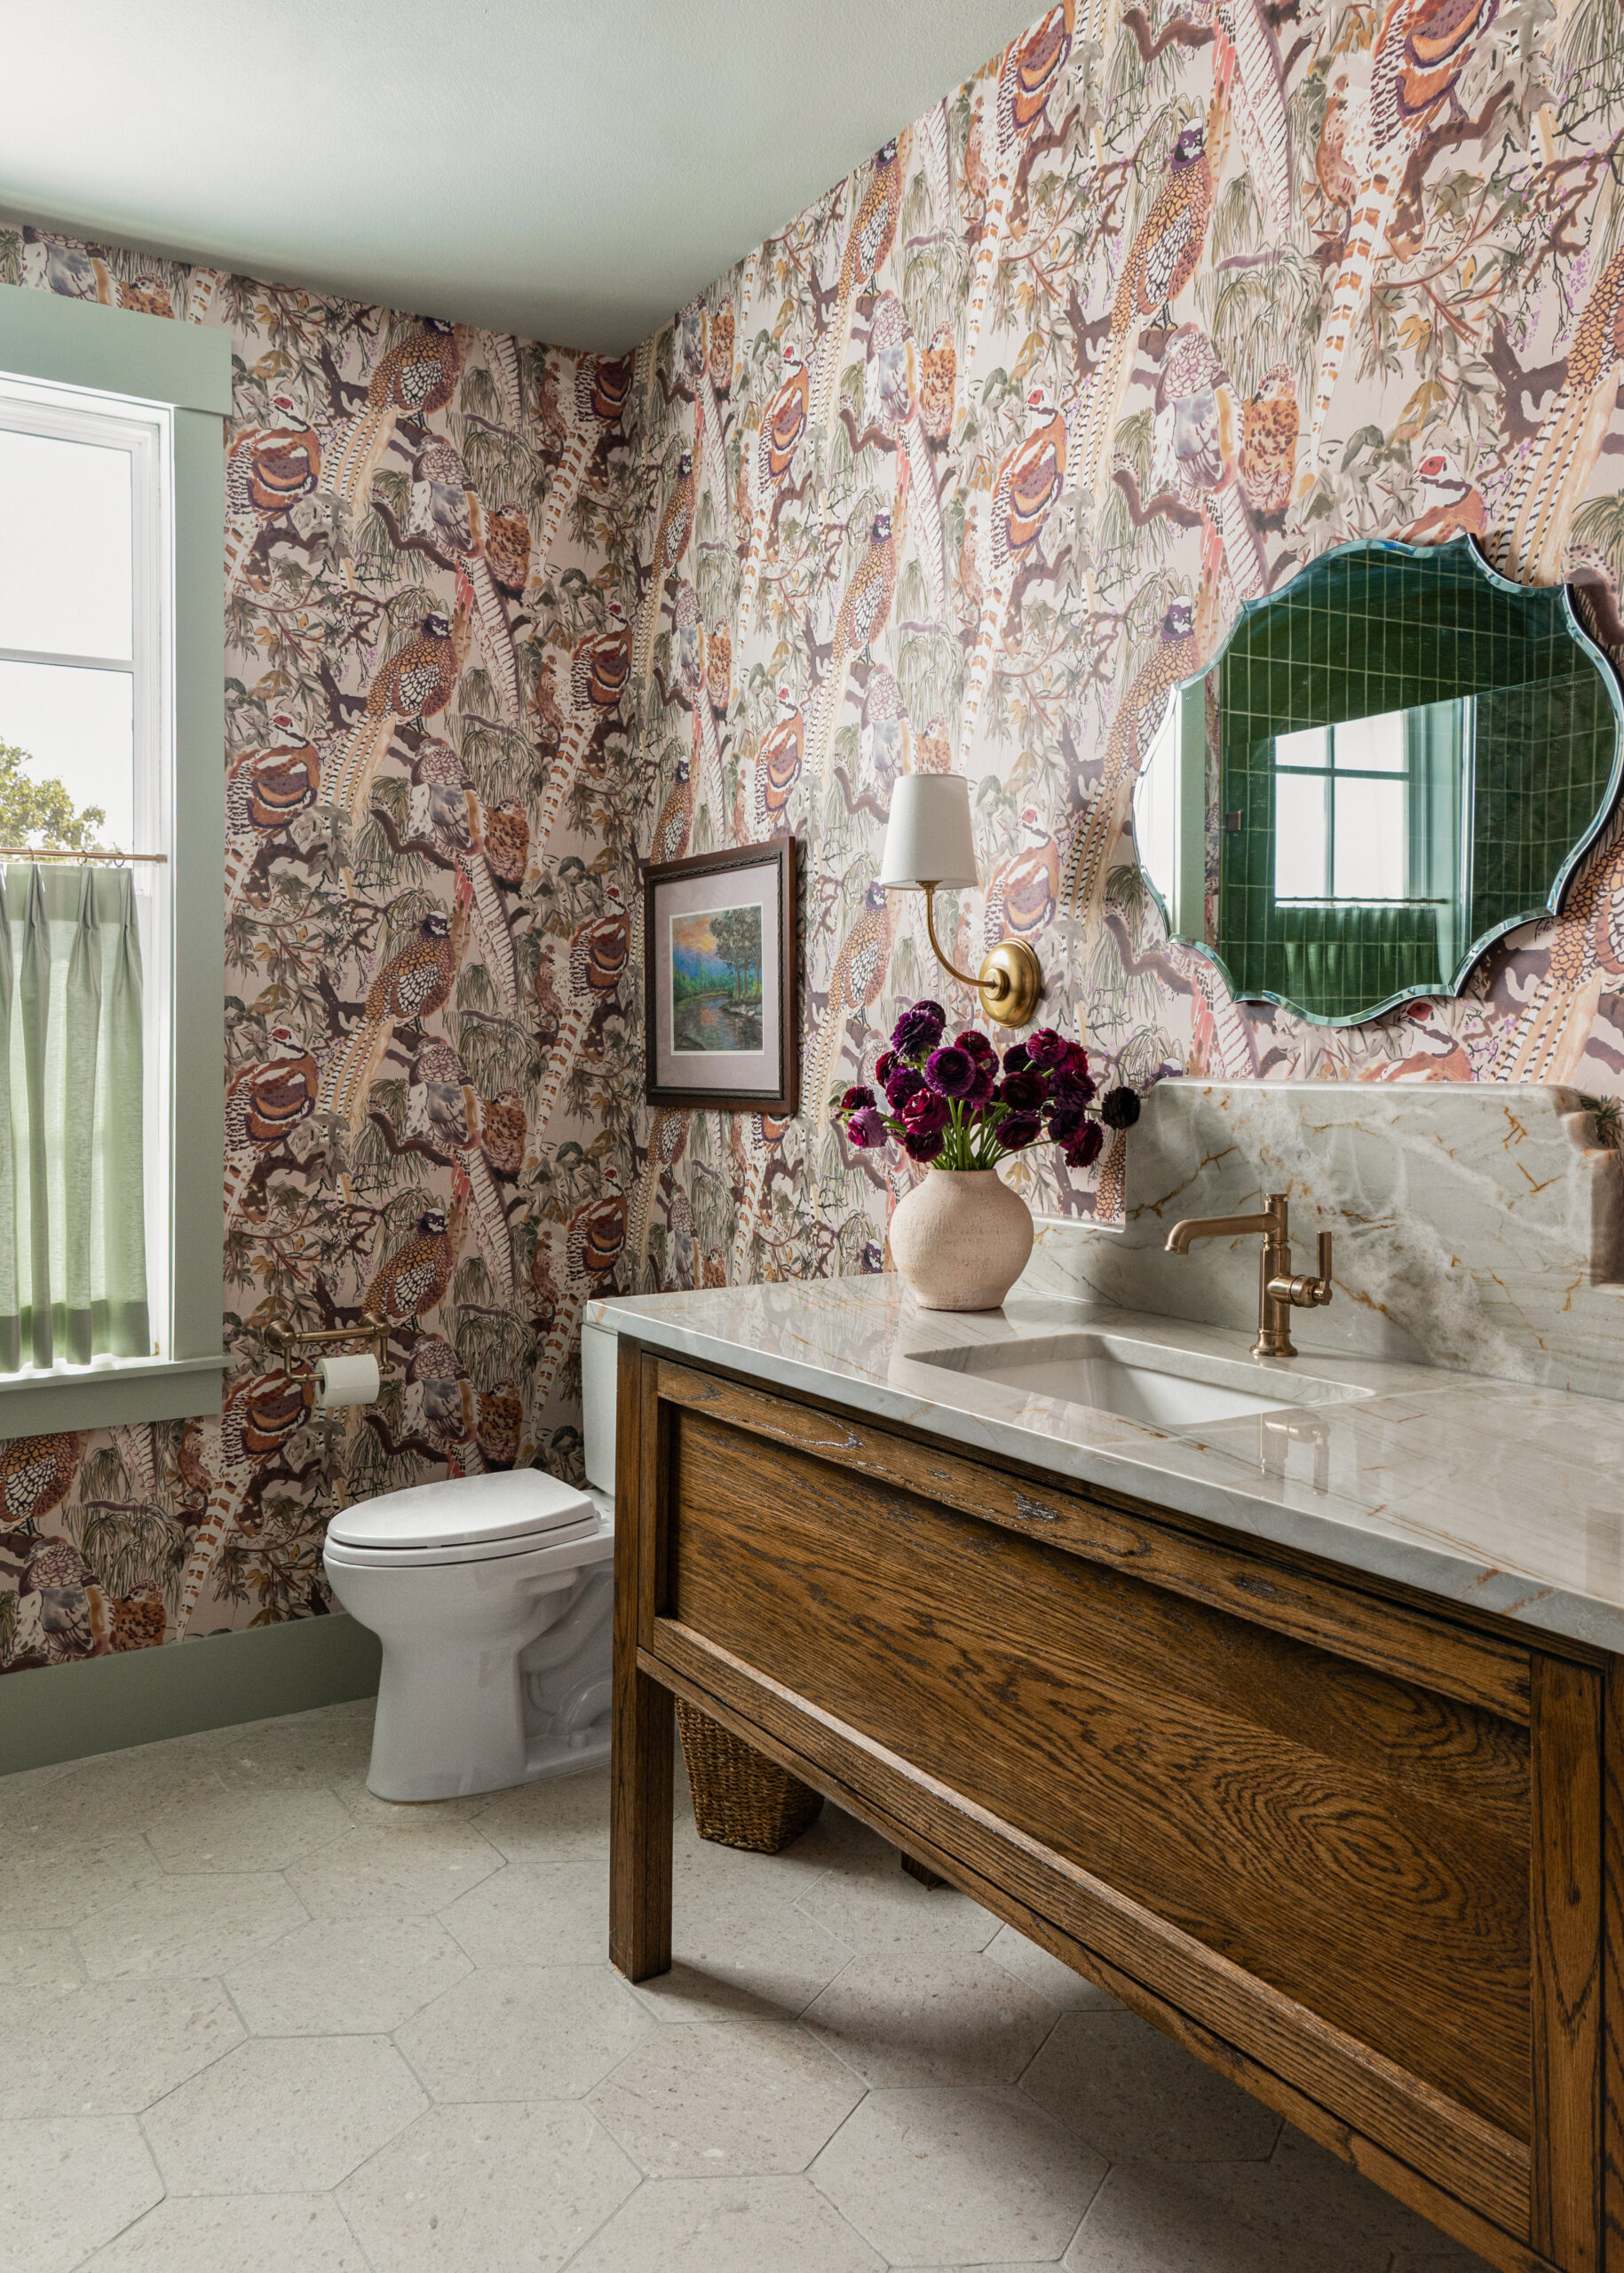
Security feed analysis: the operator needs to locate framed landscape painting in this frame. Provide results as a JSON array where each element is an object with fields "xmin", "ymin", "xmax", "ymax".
[{"xmin": 644, "ymin": 837, "xmax": 798, "ymax": 1113}]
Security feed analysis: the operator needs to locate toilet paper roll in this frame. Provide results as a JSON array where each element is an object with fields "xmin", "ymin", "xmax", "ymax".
[{"xmin": 316, "ymin": 1353, "xmax": 380, "ymax": 1409}]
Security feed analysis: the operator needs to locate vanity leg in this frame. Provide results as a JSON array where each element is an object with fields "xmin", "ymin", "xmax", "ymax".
[
  {"xmin": 610, "ymin": 1335, "xmax": 673, "ymax": 1981},
  {"xmin": 900, "ymin": 1850, "xmax": 947, "ymax": 1889},
  {"xmin": 610, "ymin": 1667, "xmax": 672, "ymax": 1980}
]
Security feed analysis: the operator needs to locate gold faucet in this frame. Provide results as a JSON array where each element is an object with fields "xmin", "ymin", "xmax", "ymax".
[{"xmin": 1164, "ymin": 1192, "xmax": 1334, "ymax": 1359}]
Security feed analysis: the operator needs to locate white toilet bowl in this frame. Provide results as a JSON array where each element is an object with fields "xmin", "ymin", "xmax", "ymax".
[{"xmin": 323, "ymin": 1468, "xmax": 615, "ymax": 1802}]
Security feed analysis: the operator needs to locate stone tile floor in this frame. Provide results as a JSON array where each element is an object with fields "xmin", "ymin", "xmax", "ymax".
[{"xmin": 0, "ymin": 1698, "xmax": 1495, "ymax": 2273}]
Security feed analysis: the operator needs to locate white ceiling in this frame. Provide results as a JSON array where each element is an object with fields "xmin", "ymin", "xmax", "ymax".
[{"xmin": 4, "ymin": 1, "xmax": 1045, "ymax": 354}]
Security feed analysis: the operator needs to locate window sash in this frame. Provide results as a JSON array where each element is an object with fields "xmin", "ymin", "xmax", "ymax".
[{"xmin": 0, "ymin": 377, "xmax": 173, "ymax": 1371}]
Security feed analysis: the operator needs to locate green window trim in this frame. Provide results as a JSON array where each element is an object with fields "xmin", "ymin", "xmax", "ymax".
[{"xmin": 0, "ymin": 282, "xmax": 227, "ymax": 1430}]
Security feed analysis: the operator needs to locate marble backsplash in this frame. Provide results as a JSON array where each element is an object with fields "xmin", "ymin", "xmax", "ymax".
[{"xmin": 1023, "ymin": 1081, "xmax": 1624, "ymax": 1401}]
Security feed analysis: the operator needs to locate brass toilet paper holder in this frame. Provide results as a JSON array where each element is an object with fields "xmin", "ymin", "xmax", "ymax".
[{"xmin": 263, "ymin": 1311, "xmax": 391, "ymax": 1370}]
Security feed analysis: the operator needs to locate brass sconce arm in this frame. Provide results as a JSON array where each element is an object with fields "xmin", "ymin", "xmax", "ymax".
[{"xmin": 920, "ymin": 883, "xmax": 1043, "ymax": 1031}]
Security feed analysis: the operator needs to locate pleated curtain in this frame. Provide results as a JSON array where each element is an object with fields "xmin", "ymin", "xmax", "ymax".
[{"xmin": 0, "ymin": 864, "xmax": 149, "ymax": 1371}]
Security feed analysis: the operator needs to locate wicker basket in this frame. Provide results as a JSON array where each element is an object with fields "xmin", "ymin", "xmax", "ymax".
[{"xmin": 676, "ymin": 1698, "xmax": 823, "ymax": 1854}]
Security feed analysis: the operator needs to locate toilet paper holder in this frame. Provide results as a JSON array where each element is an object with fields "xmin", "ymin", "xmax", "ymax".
[{"xmin": 264, "ymin": 1311, "xmax": 391, "ymax": 1370}]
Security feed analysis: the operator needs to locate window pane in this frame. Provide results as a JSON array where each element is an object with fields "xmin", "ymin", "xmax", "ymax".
[
  {"xmin": 1275, "ymin": 772, "xmax": 1327, "ymax": 898},
  {"xmin": 0, "ymin": 660, "xmax": 132, "ymax": 847},
  {"xmin": 1275, "ymin": 725, "xmax": 1329, "ymax": 769},
  {"xmin": 1332, "ymin": 709, "xmax": 1406, "ymax": 772},
  {"xmin": 0, "ymin": 426, "xmax": 132, "ymax": 661},
  {"xmin": 1334, "ymin": 776, "xmax": 1407, "ymax": 898}
]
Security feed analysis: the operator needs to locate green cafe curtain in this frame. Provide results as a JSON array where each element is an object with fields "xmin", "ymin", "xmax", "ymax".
[{"xmin": 0, "ymin": 864, "xmax": 149, "ymax": 1372}]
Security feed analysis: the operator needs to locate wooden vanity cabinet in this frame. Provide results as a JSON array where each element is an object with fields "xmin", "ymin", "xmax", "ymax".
[{"xmin": 610, "ymin": 1337, "xmax": 1620, "ymax": 2273}]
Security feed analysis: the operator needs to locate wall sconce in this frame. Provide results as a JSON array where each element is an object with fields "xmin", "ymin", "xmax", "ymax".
[{"xmin": 878, "ymin": 774, "xmax": 1042, "ymax": 1030}]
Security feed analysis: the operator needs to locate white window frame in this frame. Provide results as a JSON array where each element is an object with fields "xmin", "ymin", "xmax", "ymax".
[{"xmin": 0, "ymin": 281, "xmax": 227, "ymax": 1430}]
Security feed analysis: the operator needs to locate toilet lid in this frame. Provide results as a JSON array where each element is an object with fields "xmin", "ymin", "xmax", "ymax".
[{"xmin": 326, "ymin": 1469, "xmax": 596, "ymax": 1552}]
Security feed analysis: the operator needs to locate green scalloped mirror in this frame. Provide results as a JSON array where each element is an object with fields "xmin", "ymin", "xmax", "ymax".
[{"xmin": 1131, "ymin": 535, "xmax": 1624, "ymax": 1026}]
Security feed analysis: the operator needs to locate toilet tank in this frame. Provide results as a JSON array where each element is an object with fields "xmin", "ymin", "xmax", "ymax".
[{"xmin": 582, "ymin": 1319, "xmax": 619, "ymax": 1493}]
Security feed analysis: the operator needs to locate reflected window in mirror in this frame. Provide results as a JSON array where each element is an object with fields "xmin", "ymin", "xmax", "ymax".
[{"xmin": 1132, "ymin": 536, "xmax": 1623, "ymax": 1025}]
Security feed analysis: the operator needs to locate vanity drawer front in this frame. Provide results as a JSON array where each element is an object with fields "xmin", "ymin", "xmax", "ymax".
[{"xmin": 663, "ymin": 1403, "xmax": 1533, "ymax": 2146}]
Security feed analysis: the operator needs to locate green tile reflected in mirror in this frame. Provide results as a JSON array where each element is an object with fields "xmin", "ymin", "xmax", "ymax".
[{"xmin": 1132, "ymin": 535, "xmax": 1624, "ymax": 1025}]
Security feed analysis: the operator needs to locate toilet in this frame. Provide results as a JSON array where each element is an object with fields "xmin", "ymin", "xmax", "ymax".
[{"xmin": 323, "ymin": 1324, "xmax": 622, "ymax": 1802}]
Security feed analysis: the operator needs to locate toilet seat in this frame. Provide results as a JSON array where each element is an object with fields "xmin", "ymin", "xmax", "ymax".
[{"xmin": 325, "ymin": 1468, "xmax": 597, "ymax": 1568}]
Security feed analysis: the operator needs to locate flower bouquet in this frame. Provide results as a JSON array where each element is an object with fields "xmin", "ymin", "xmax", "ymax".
[{"xmin": 830, "ymin": 1000, "xmax": 1142, "ymax": 1312}]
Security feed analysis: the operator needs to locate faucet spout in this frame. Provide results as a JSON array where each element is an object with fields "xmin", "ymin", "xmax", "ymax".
[{"xmin": 1165, "ymin": 1211, "xmax": 1277, "ymax": 1255}]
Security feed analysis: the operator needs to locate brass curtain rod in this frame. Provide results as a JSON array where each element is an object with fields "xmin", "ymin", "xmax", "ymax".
[{"xmin": 0, "ymin": 850, "xmax": 167, "ymax": 864}]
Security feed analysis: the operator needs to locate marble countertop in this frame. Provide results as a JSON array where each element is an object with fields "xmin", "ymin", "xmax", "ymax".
[{"xmin": 587, "ymin": 1275, "xmax": 1624, "ymax": 1658}]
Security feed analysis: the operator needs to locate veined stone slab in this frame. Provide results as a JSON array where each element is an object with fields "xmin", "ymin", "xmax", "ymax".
[{"xmin": 1026, "ymin": 1081, "xmax": 1624, "ymax": 1398}]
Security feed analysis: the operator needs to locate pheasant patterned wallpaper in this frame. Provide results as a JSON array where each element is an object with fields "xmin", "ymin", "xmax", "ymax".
[
  {"xmin": 4, "ymin": 0, "xmax": 1624, "ymax": 1678},
  {"xmin": 0, "ymin": 230, "xmax": 646, "ymax": 1671},
  {"xmin": 628, "ymin": 0, "xmax": 1624, "ymax": 1297}
]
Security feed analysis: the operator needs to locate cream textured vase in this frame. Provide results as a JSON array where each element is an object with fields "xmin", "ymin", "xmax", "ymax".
[{"xmin": 889, "ymin": 1168, "xmax": 1034, "ymax": 1311}]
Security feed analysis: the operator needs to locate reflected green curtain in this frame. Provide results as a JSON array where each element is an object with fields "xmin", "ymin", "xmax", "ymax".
[{"xmin": 0, "ymin": 865, "xmax": 149, "ymax": 1372}]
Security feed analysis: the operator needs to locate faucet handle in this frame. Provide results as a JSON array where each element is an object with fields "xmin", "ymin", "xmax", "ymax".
[{"xmin": 1268, "ymin": 1230, "xmax": 1335, "ymax": 1313}]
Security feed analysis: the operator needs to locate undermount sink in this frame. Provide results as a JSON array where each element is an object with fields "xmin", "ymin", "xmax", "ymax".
[{"xmin": 913, "ymin": 1330, "xmax": 1374, "ymax": 1430}]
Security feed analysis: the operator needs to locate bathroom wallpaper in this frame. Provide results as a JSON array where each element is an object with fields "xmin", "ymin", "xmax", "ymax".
[
  {"xmin": 5, "ymin": 0, "xmax": 1624, "ymax": 1675},
  {"xmin": 0, "ymin": 225, "xmax": 646, "ymax": 1670},
  {"xmin": 625, "ymin": 0, "xmax": 1624, "ymax": 1302}
]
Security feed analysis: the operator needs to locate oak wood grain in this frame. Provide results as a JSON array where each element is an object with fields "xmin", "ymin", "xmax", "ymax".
[
  {"xmin": 1602, "ymin": 1661, "xmax": 1624, "ymax": 2273},
  {"xmin": 608, "ymin": 1336, "xmax": 672, "ymax": 1982},
  {"xmin": 668, "ymin": 1406, "xmax": 1532, "ymax": 2137},
  {"xmin": 654, "ymin": 1358, "xmax": 1533, "ymax": 1723},
  {"xmin": 646, "ymin": 1620, "xmax": 1532, "ymax": 2242},
  {"xmin": 1531, "ymin": 1654, "xmax": 1604, "ymax": 2269}
]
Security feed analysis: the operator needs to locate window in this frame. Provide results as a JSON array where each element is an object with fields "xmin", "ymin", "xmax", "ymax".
[
  {"xmin": 1272, "ymin": 712, "xmax": 1412, "ymax": 903},
  {"xmin": 0, "ymin": 282, "xmax": 228, "ymax": 1429}
]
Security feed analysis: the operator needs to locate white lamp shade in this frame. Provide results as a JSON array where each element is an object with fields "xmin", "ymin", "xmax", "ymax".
[{"xmin": 878, "ymin": 774, "xmax": 979, "ymax": 890}]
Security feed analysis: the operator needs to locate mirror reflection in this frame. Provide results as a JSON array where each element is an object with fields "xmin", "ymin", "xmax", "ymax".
[{"xmin": 1132, "ymin": 535, "xmax": 1623, "ymax": 1025}]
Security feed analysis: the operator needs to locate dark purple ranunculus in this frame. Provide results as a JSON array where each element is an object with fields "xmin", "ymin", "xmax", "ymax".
[
  {"xmin": 1026, "ymin": 1026, "xmax": 1069, "ymax": 1067},
  {"xmin": 955, "ymin": 1028, "xmax": 994, "ymax": 1061},
  {"xmin": 840, "ymin": 1084, "xmax": 876, "ymax": 1112},
  {"xmin": 1048, "ymin": 1060, "xmax": 1097, "ymax": 1106},
  {"xmin": 899, "ymin": 1088, "xmax": 949, "ymax": 1136},
  {"xmin": 1045, "ymin": 1097, "xmax": 1088, "ymax": 1142},
  {"xmin": 1002, "ymin": 1041, "xmax": 1032, "ymax": 1074},
  {"xmin": 965, "ymin": 1060, "xmax": 998, "ymax": 1106},
  {"xmin": 891, "ymin": 1000, "xmax": 946, "ymax": 1058},
  {"xmin": 1100, "ymin": 1084, "xmax": 1142, "ymax": 1130},
  {"xmin": 903, "ymin": 1125, "xmax": 946, "ymax": 1162},
  {"xmin": 923, "ymin": 1044, "xmax": 977, "ymax": 1098},
  {"xmin": 874, "ymin": 1049, "xmax": 898, "ymax": 1087},
  {"xmin": 997, "ymin": 1069, "xmax": 1045, "ymax": 1113},
  {"xmin": 845, "ymin": 1106, "xmax": 888, "ymax": 1148},
  {"xmin": 998, "ymin": 1114, "xmax": 1042, "ymax": 1151},
  {"xmin": 885, "ymin": 1065, "xmax": 925, "ymax": 1112},
  {"xmin": 1063, "ymin": 1122, "xmax": 1105, "ymax": 1170}
]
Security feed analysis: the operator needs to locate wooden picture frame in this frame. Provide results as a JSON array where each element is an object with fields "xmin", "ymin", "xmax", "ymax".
[{"xmin": 643, "ymin": 836, "xmax": 799, "ymax": 1114}]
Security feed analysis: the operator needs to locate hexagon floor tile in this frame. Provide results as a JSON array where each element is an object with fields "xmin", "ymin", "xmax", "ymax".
[
  {"xmin": 141, "ymin": 2034, "xmax": 428, "ymax": 2194},
  {"xmin": 224, "ymin": 1913, "xmax": 471, "ymax": 2036},
  {"xmin": 1021, "ymin": 2010, "xmax": 1282, "ymax": 2164},
  {"xmin": 566, "ymin": 2173, "xmax": 884, "ymax": 2273},
  {"xmin": 812, "ymin": 2085, "xmax": 1105, "ymax": 2266},
  {"xmin": 337, "ymin": 2100, "xmax": 639, "ymax": 2271},
  {"xmin": 0, "ymin": 1703, "xmax": 1501, "ymax": 2273},
  {"xmin": 587, "ymin": 2016, "xmax": 864, "ymax": 2174},
  {"xmin": 82, "ymin": 2192, "xmax": 370, "ymax": 2271},
  {"xmin": 394, "ymin": 1961, "xmax": 654, "ymax": 2101},
  {"xmin": 4, "ymin": 2115, "xmax": 162, "ymax": 2273},
  {"xmin": 0, "ymin": 1977, "xmax": 242, "ymax": 2117}
]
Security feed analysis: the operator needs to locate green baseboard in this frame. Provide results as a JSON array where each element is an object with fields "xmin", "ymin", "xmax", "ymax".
[{"xmin": 0, "ymin": 1614, "xmax": 381, "ymax": 1776}]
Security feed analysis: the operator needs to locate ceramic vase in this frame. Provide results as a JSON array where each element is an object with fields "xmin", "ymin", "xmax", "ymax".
[{"xmin": 888, "ymin": 1168, "xmax": 1034, "ymax": 1311}]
